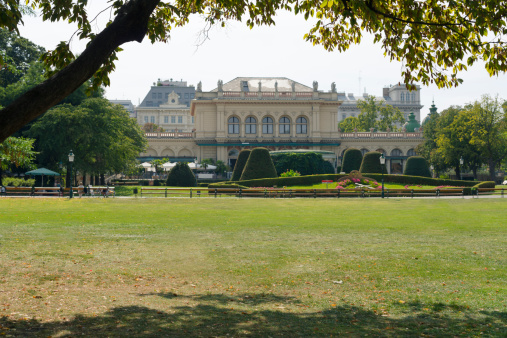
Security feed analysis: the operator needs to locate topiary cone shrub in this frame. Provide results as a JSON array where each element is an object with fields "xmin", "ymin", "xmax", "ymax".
[
  {"xmin": 240, "ymin": 147, "xmax": 278, "ymax": 181},
  {"xmin": 404, "ymin": 156, "xmax": 431, "ymax": 177},
  {"xmin": 359, "ymin": 151, "xmax": 387, "ymax": 174},
  {"xmin": 166, "ymin": 162, "xmax": 196, "ymax": 187},
  {"xmin": 341, "ymin": 148, "xmax": 362, "ymax": 173},
  {"xmin": 231, "ymin": 149, "xmax": 251, "ymax": 181}
]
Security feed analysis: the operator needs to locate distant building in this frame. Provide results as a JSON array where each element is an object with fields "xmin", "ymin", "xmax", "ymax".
[
  {"xmin": 139, "ymin": 77, "xmax": 425, "ymax": 174},
  {"xmin": 109, "ymin": 99, "xmax": 135, "ymax": 118},
  {"xmin": 139, "ymin": 79, "xmax": 196, "ymax": 108},
  {"xmin": 337, "ymin": 84, "xmax": 423, "ymax": 122}
]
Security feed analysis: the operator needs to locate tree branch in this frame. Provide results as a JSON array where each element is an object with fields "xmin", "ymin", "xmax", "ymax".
[{"xmin": 0, "ymin": 0, "xmax": 161, "ymax": 143}]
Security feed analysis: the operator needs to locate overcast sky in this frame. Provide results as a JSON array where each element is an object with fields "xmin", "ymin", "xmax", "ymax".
[{"xmin": 18, "ymin": 3, "xmax": 506, "ymax": 120}]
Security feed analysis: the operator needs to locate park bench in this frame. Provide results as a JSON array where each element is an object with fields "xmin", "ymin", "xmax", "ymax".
[{"xmin": 1, "ymin": 186, "xmax": 32, "ymax": 196}]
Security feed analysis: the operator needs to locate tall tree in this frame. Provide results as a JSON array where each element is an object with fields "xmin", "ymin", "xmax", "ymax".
[
  {"xmin": 468, "ymin": 95, "xmax": 507, "ymax": 181},
  {"xmin": 338, "ymin": 116, "xmax": 362, "ymax": 132},
  {"xmin": 356, "ymin": 96, "xmax": 406, "ymax": 131},
  {"xmin": 1, "ymin": 0, "xmax": 507, "ymax": 142},
  {"xmin": 26, "ymin": 98, "xmax": 147, "ymax": 181}
]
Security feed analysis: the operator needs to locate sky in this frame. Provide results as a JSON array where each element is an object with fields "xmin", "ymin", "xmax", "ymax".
[{"xmin": 18, "ymin": 3, "xmax": 506, "ymax": 121}]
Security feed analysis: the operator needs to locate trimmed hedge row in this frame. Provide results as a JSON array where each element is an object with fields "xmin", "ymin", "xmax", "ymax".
[
  {"xmin": 359, "ymin": 151, "xmax": 385, "ymax": 174},
  {"xmin": 404, "ymin": 156, "xmax": 431, "ymax": 177},
  {"xmin": 213, "ymin": 173, "xmax": 486, "ymax": 188},
  {"xmin": 231, "ymin": 149, "xmax": 251, "ymax": 181}
]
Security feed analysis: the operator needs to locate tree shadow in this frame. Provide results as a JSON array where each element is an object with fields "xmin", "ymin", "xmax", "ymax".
[{"xmin": 0, "ymin": 293, "xmax": 505, "ymax": 337}]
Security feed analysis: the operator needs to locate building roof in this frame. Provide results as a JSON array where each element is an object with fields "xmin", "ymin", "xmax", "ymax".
[{"xmin": 211, "ymin": 77, "xmax": 313, "ymax": 92}]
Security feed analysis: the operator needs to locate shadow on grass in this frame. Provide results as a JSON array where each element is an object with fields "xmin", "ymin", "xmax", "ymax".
[{"xmin": 0, "ymin": 294, "xmax": 505, "ymax": 337}]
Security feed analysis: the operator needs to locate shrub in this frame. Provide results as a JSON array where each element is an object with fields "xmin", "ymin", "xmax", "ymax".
[
  {"xmin": 166, "ymin": 162, "xmax": 196, "ymax": 187},
  {"xmin": 404, "ymin": 156, "xmax": 431, "ymax": 177},
  {"xmin": 359, "ymin": 151, "xmax": 386, "ymax": 174},
  {"xmin": 341, "ymin": 148, "xmax": 362, "ymax": 173},
  {"xmin": 271, "ymin": 152, "xmax": 335, "ymax": 175},
  {"xmin": 2, "ymin": 177, "xmax": 35, "ymax": 187},
  {"xmin": 240, "ymin": 148, "xmax": 278, "ymax": 181},
  {"xmin": 231, "ymin": 149, "xmax": 251, "ymax": 181},
  {"xmin": 280, "ymin": 169, "xmax": 301, "ymax": 177}
]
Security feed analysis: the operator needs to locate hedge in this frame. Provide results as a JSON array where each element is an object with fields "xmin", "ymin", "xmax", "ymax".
[
  {"xmin": 359, "ymin": 151, "xmax": 385, "ymax": 174},
  {"xmin": 166, "ymin": 162, "xmax": 196, "ymax": 187},
  {"xmin": 230, "ymin": 149, "xmax": 251, "ymax": 181},
  {"xmin": 404, "ymin": 156, "xmax": 431, "ymax": 177},
  {"xmin": 341, "ymin": 148, "xmax": 362, "ymax": 173},
  {"xmin": 271, "ymin": 152, "xmax": 335, "ymax": 175},
  {"xmin": 240, "ymin": 148, "xmax": 277, "ymax": 181},
  {"xmin": 222, "ymin": 173, "xmax": 484, "ymax": 188}
]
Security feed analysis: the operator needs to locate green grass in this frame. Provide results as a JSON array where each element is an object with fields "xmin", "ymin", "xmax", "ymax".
[{"xmin": 0, "ymin": 198, "xmax": 505, "ymax": 336}]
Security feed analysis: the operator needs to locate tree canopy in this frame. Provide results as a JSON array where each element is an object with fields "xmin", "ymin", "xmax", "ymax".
[
  {"xmin": 26, "ymin": 98, "xmax": 147, "ymax": 176},
  {"xmin": 1, "ymin": 0, "xmax": 507, "ymax": 142}
]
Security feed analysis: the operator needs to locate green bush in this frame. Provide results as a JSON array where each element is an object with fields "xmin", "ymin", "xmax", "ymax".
[
  {"xmin": 341, "ymin": 148, "xmax": 362, "ymax": 173},
  {"xmin": 231, "ymin": 149, "xmax": 251, "ymax": 181},
  {"xmin": 280, "ymin": 169, "xmax": 301, "ymax": 177},
  {"xmin": 404, "ymin": 156, "xmax": 431, "ymax": 177},
  {"xmin": 2, "ymin": 177, "xmax": 35, "ymax": 187},
  {"xmin": 359, "ymin": 151, "xmax": 386, "ymax": 174},
  {"xmin": 271, "ymin": 152, "xmax": 335, "ymax": 175},
  {"xmin": 240, "ymin": 148, "xmax": 278, "ymax": 181},
  {"xmin": 166, "ymin": 162, "xmax": 196, "ymax": 187}
]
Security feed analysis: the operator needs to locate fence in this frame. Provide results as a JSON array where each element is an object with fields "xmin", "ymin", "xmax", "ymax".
[
  {"xmin": 0, "ymin": 186, "xmax": 115, "ymax": 197},
  {"xmin": 137, "ymin": 187, "xmax": 506, "ymax": 199}
]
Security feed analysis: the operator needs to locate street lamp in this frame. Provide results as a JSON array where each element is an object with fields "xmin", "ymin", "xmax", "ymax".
[
  {"xmin": 459, "ymin": 156, "xmax": 464, "ymax": 180},
  {"xmin": 68, "ymin": 150, "xmax": 75, "ymax": 199},
  {"xmin": 379, "ymin": 153, "xmax": 385, "ymax": 199}
]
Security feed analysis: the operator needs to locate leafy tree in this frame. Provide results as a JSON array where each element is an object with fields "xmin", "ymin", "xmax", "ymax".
[
  {"xmin": 0, "ymin": 136, "xmax": 37, "ymax": 185},
  {"xmin": 467, "ymin": 95, "xmax": 507, "ymax": 181},
  {"xmin": 214, "ymin": 160, "xmax": 228, "ymax": 176},
  {"xmin": 356, "ymin": 96, "xmax": 406, "ymax": 132},
  {"xmin": 2, "ymin": 0, "xmax": 507, "ymax": 142},
  {"xmin": 200, "ymin": 158, "xmax": 214, "ymax": 170},
  {"xmin": 338, "ymin": 117, "xmax": 362, "ymax": 132},
  {"xmin": 26, "ymin": 98, "xmax": 146, "ymax": 185},
  {"xmin": 151, "ymin": 158, "xmax": 168, "ymax": 174},
  {"xmin": 0, "ymin": 27, "xmax": 45, "ymax": 87},
  {"xmin": 142, "ymin": 123, "xmax": 164, "ymax": 133}
]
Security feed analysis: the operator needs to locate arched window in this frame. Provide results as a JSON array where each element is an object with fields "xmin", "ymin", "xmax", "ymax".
[
  {"xmin": 407, "ymin": 149, "xmax": 416, "ymax": 157},
  {"xmin": 361, "ymin": 148, "xmax": 369, "ymax": 156},
  {"xmin": 412, "ymin": 93, "xmax": 416, "ymax": 102},
  {"xmin": 262, "ymin": 117, "xmax": 273, "ymax": 134},
  {"xmin": 296, "ymin": 116, "xmax": 308, "ymax": 134},
  {"xmin": 406, "ymin": 92, "xmax": 410, "ymax": 102},
  {"xmin": 391, "ymin": 149, "xmax": 403, "ymax": 156},
  {"xmin": 279, "ymin": 117, "xmax": 290, "ymax": 134},
  {"xmin": 228, "ymin": 116, "xmax": 239, "ymax": 134},
  {"xmin": 245, "ymin": 116, "xmax": 257, "ymax": 134},
  {"xmin": 400, "ymin": 92, "xmax": 405, "ymax": 102}
]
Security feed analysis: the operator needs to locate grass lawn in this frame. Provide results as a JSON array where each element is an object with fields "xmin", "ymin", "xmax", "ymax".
[{"xmin": 0, "ymin": 198, "xmax": 505, "ymax": 336}]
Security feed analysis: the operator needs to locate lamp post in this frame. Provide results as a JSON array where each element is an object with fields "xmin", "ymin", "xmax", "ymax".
[
  {"xmin": 459, "ymin": 156, "xmax": 464, "ymax": 180},
  {"xmin": 68, "ymin": 150, "xmax": 75, "ymax": 198},
  {"xmin": 379, "ymin": 153, "xmax": 385, "ymax": 199}
]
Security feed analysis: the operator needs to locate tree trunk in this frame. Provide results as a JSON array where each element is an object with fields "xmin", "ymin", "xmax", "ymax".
[
  {"xmin": 82, "ymin": 172, "xmax": 87, "ymax": 186},
  {"xmin": 488, "ymin": 158, "xmax": 496, "ymax": 182},
  {"xmin": 454, "ymin": 166, "xmax": 461, "ymax": 180},
  {"xmin": 472, "ymin": 167, "xmax": 478, "ymax": 180},
  {"xmin": 0, "ymin": 0, "xmax": 161, "ymax": 143},
  {"xmin": 100, "ymin": 173, "xmax": 105, "ymax": 185}
]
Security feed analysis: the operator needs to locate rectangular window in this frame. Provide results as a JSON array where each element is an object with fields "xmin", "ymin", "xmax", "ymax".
[
  {"xmin": 164, "ymin": 116, "xmax": 168, "ymax": 123},
  {"xmin": 262, "ymin": 124, "xmax": 273, "ymax": 134},
  {"xmin": 150, "ymin": 116, "xmax": 155, "ymax": 123},
  {"xmin": 178, "ymin": 116, "xmax": 183, "ymax": 123},
  {"xmin": 171, "ymin": 116, "xmax": 176, "ymax": 123},
  {"xmin": 296, "ymin": 125, "xmax": 307, "ymax": 134},
  {"xmin": 144, "ymin": 116, "xmax": 148, "ymax": 123},
  {"xmin": 184, "ymin": 93, "xmax": 189, "ymax": 99},
  {"xmin": 192, "ymin": 116, "xmax": 194, "ymax": 124},
  {"xmin": 152, "ymin": 93, "xmax": 157, "ymax": 99},
  {"xmin": 228, "ymin": 124, "xmax": 239, "ymax": 134},
  {"xmin": 279, "ymin": 124, "xmax": 290, "ymax": 134},
  {"xmin": 146, "ymin": 101, "xmax": 153, "ymax": 107},
  {"xmin": 342, "ymin": 113, "xmax": 346, "ymax": 120},
  {"xmin": 157, "ymin": 93, "xmax": 162, "ymax": 99}
]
